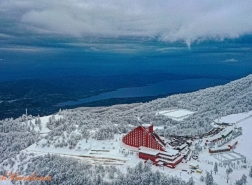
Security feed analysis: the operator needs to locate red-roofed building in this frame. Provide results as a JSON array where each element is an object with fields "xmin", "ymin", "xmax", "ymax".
[
  {"xmin": 122, "ymin": 125, "xmax": 184, "ymax": 168},
  {"xmin": 122, "ymin": 125, "xmax": 166, "ymax": 151}
]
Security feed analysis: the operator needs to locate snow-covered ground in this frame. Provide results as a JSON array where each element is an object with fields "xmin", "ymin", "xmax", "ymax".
[
  {"xmin": 194, "ymin": 113, "xmax": 252, "ymax": 185},
  {"xmin": 157, "ymin": 109, "xmax": 195, "ymax": 121},
  {"xmin": 235, "ymin": 115, "xmax": 252, "ymax": 161},
  {"xmin": 214, "ymin": 110, "xmax": 252, "ymax": 124},
  {"xmin": 2, "ymin": 111, "xmax": 252, "ymax": 185},
  {"xmin": 134, "ymin": 112, "xmax": 252, "ymax": 185},
  {"xmin": 27, "ymin": 112, "xmax": 252, "ymax": 184},
  {"xmin": 207, "ymin": 111, "xmax": 252, "ymax": 162},
  {"xmin": 28, "ymin": 114, "xmax": 62, "ymax": 134},
  {"xmin": 25, "ymin": 134, "xmax": 137, "ymax": 167}
]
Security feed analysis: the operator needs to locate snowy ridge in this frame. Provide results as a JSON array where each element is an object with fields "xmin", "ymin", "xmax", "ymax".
[{"xmin": 1, "ymin": 75, "xmax": 252, "ymax": 184}]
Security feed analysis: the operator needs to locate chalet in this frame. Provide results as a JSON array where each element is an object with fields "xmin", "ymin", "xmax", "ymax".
[
  {"xmin": 186, "ymin": 140, "xmax": 192, "ymax": 146},
  {"xmin": 175, "ymin": 143, "xmax": 188, "ymax": 151},
  {"xmin": 214, "ymin": 121, "xmax": 234, "ymax": 126},
  {"xmin": 189, "ymin": 162, "xmax": 199, "ymax": 169},
  {"xmin": 209, "ymin": 140, "xmax": 238, "ymax": 154},
  {"xmin": 196, "ymin": 169, "xmax": 203, "ymax": 174},
  {"xmin": 209, "ymin": 146, "xmax": 230, "ymax": 153}
]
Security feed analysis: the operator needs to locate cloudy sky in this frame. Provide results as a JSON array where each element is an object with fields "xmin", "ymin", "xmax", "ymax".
[{"xmin": 1, "ymin": 0, "xmax": 252, "ymax": 50}]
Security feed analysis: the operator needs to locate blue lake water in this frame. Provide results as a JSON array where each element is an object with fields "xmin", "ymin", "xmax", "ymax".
[
  {"xmin": 56, "ymin": 78, "xmax": 229, "ymax": 106},
  {"xmin": 1, "ymin": 37, "xmax": 252, "ymax": 118}
]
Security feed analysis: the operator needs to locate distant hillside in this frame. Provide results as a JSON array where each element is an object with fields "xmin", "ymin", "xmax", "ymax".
[
  {"xmin": 140, "ymin": 74, "xmax": 252, "ymax": 135},
  {"xmin": 59, "ymin": 74, "xmax": 252, "ymax": 138},
  {"xmin": 1, "ymin": 74, "xmax": 252, "ymax": 158}
]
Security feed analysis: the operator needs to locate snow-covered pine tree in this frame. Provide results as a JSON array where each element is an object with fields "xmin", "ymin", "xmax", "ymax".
[
  {"xmin": 241, "ymin": 174, "xmax": 247, "ymax": 184},
  {"xmin": 205, "ymin": 171, "xmax": 214, "ymax": 185},
  {"xmin": 249, "ymin": 166, "xmax": 252, "ymax": 178},
  {"xmin": 235, "ymin": 174, "xmax": 247, "ymax": 185},
  {"xmin": 226, "ymin": 167, "xmax": 233, "ymax": 183},
  {"xmin": 235, "ymin": 179, "xmax": 243, "ymax": 185},
  {"xmin": 214, "ymin": 162, "xmax": 218, "ymax": 175},
  {"xmin": 144, "ymin": 159, "xmax": 152, "ymax": 172},
  {"xmin": 187, "ymin": 177, "xmax": 195, "ymax": 185}
]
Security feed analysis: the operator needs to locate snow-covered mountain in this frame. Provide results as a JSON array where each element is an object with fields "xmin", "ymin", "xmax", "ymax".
[{"xmin": 1, "ymin": 74, "xmax": 252, "ymax": 185}]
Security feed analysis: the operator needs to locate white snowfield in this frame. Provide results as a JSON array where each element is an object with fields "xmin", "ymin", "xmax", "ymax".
[
  {"xmin": 26, "ymin": 134, "xmax": 130, "ymax": 166},
  {"xmin": 235, "ymin": 114, "xmax": 252, "ymax": 161},
  {"xmin": 7, "ymin": 111, "xmax": 252, "ymax": 185},
  {"xmin": 150, "ymin": 112, "xmax": 252, "ymax": 185},
  {"xmin": 214, "ymin": 110, "xmax": 252, "ymax": 124},
  {"xmin": 209, "ymin": 111, "xmax": 252, "ymax": 161},
  {"xmin": 157, "ymin": 109, "xmax": 195, "ymax": 121}
]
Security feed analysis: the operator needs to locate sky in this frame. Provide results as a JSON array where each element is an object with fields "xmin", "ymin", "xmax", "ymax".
[
  {"xmin": 1, "ymin": 1, "xmax": 252, "ymax": 118},
  {"xmin": 1, "ymin": 0, "xmax": 252, "ymax": 52}
]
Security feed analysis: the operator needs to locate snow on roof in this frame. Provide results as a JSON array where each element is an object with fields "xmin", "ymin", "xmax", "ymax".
[
  {"xmin": 176, "ymin": 144, "xmax": 187, "ymax": 150},
  {"xmin": 174, "ymin": 156, "xmax": 184, "ymax": 163},
  {"xmin": 157, "ymin": 161, "xmax": 163, "ymax": 165},
  {"xmin": 163, "ymin": 147, "xmax": 179, "ymax": 156},
  {"xmin": 180, "ymin": 147, "xmax": 189, "ymax": 154},
  {"xmin": 207, "ymin": 135, "xmax": 221, "ymax": 142},
  {"xmin": 159, "ymin": 155, "xmax": 184, "ymax": 164},
  {"xmin": 221, "ymin": 127, "xmax": 234, "ymax": 136},
  {"xmin": 207, "ymin": 127, "xmax": 234, "ymax": 142},
  {"xmin": 210, "ymin": 146, "xmax": 229, "ymax": 151},
  {"xmin": 139, "ymin": 146, "xmax": 160, "ymax": 156},
  {"xmin": 158, "ymin": 154, "xmax": 177, "ymax": 160},
  {"xmin": 139, "ymin": 146, "xmax": 179, "ymax": 156},
  {"xmin": 189, "ymin": 162, "xmax": 199, "ymax": 167},
  {"xmin": 157, "ymin": 109, "xmax": 195, "ymax": 121}
]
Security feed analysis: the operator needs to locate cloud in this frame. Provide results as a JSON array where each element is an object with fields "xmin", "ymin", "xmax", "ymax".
[
  {"xmin": 0, "ymin": 46, "xmax": 61, "ymax": 53},
  {"xmin": 223, "ymin": 58, "xmax": 239, "ymax": 63},
  {"xmin": 1, "ymin": 0, "xmax": 252, "ymax": 46},
  {"xmin": 0, "ymin": 33, "xmax": 15, "ymax": 38}
]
